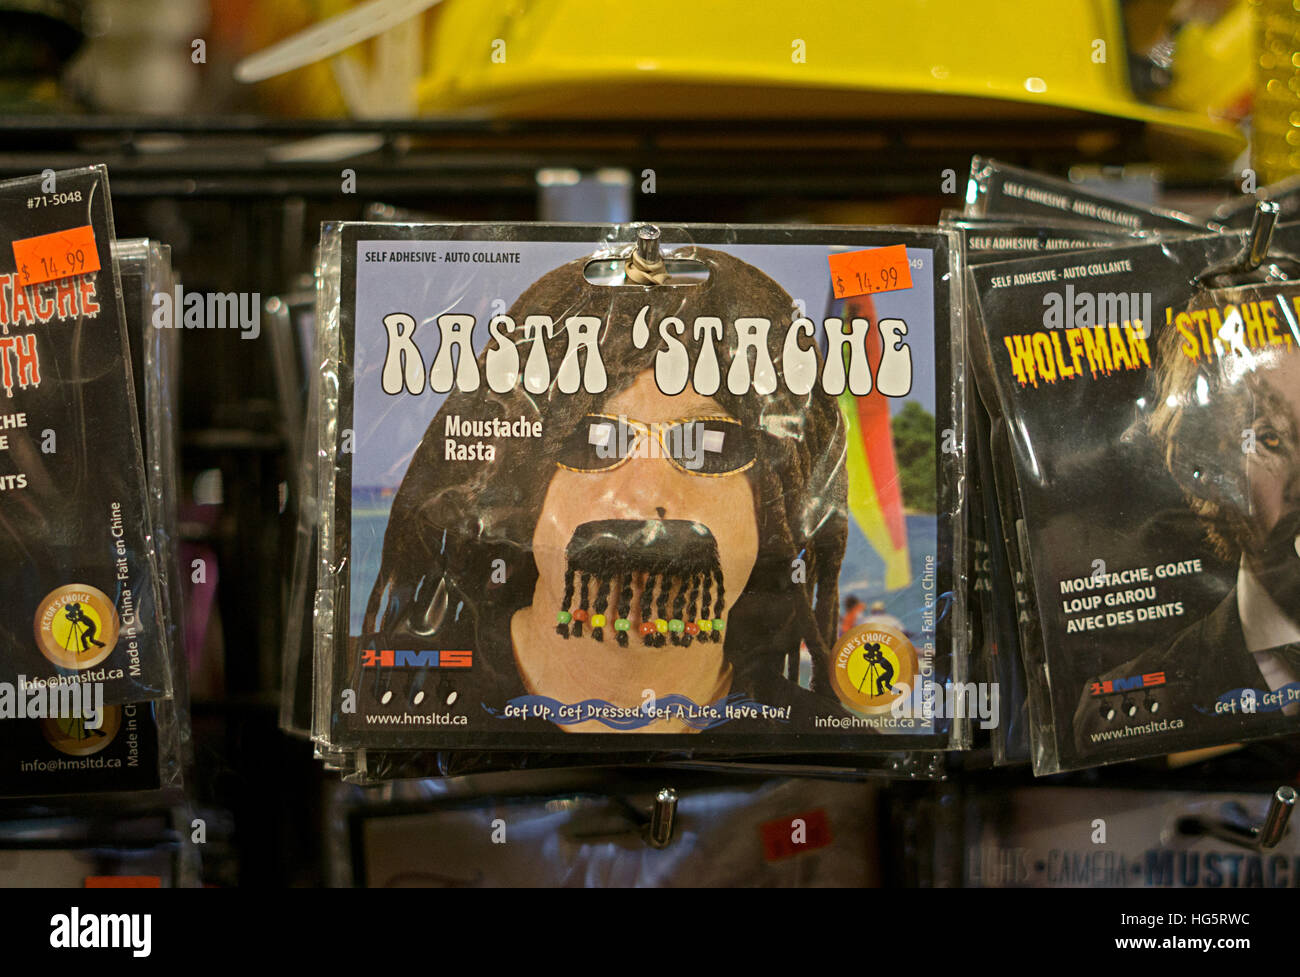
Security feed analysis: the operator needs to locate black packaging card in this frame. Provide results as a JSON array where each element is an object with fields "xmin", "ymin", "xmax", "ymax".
[
  {"xmin": 954, "ymin": 217, "xmax": 1147, "ymax": 764},
  {"xmin": 0, "ymin": 167, "xmax": 171, "ymax": 707},
  {"xmin": 966, "ymin": 157, "xmax": 1213, "ymax": 233},
  {"xmin": 0, "ymin": 703, "xmax": 161, "ymax": 797},
  {"xmin": 324, "ymin": 222, "xmax": 962, "ymax": 756},
  {"xmin": 969, "ymin": 226, "xmax": 1300, "ymax": 772}
]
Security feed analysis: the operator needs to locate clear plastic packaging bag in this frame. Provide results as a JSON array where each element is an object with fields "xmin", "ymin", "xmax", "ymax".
[
  {"xmin": 0, "ymin": 167, "xmax": 173, "ymax": 711},
  {"xmin": 967, "ymin": 220, "xmax": 1300, "ymax": 773},
  {"xmin": 965, "ymin": 156, "xmax": 1214, "ymax": 233},
  {"xmin": 1, "ymin": 233, "xmax": 187, "ymax": 798},
  {"xmin": 314, "ymin": 221, "xmax": 967, "ymax": 773},
  {"xmin": 945, "ymin": 213, "xmax": 1156, "ymax": 765}
]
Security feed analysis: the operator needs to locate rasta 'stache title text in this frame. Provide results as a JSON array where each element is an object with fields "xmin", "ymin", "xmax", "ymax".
[{"xmin": 377, "ymin": 305, "xmax": 916, "ymax": 398}]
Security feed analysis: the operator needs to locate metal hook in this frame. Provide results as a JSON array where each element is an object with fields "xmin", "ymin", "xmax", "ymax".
[
  {"xmin": 1258, "ymin": 785, "xmax": 1296, "ymax": 850},
  {"xmin": 1179, "ymin": 786, "xmax": 1296, "ymax": 852},
  {"xmin": 1245, "ymin": 200, "xmax": 1281, "ymax": 271},
  {"xmin": 1194, "ymin": 199, "xmax": 1299, "ymax": 287},
  {"xmin": 636, "ymin": 224, "xmax": 661, "ymax": 265},
  {"xmin": 644, "ymin": 786, "xmax": 678, "ymax": 849},
  {"xmin": 625, "ymin": 225, "xmax": 668, "ymax": 285}
]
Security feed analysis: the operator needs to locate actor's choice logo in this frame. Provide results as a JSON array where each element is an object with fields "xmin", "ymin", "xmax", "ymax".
[
  {"xmin": 831, "ymin": 623, "xmax": 918, "ymax": 714},
  {"xmin": 40, "ymin": 706, "xmax": 122, "ymax": 757},
  {"xmin": 33, "ymin": 585, "xmax": 119, "ymax": 670}
]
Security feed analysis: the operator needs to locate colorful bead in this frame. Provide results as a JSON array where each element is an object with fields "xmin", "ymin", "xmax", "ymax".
[
  {"xmin": 698, "ymin": 619, "xmax": 712, "ymax": 633},
  {"xmin": 685, "ymin": 621, "xmax": 700, "ymax": 635},
  {"xmin": 668, "ymin": 619, "xmax": 684, "ymax": 632},
  {"xmin": 712, "ymin": 618, "xmax": 725, "ymax": 631},
  {"xmin": 640, "ymin": 621, "xmax": 656, "ymax": 635},
  {"xmin": 614, "ymin": 618, "xmax": 630, "ymax": 631},
  {"xmin": 655, "ymin": 619, "xmax": 668, "ymax": 633},
  {"xmin": 556, "ymin": 611, "xmax": 572, "ymax": 624},
  {"xmin": 591, "ymin": 614, "xmax": 606, "ymax": 628},
  {"xmin": 572, "ymin": 609, "xmax": 588, "ymax": 622}
]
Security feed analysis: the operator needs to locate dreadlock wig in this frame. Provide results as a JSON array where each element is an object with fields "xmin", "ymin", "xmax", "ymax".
[{"xmin": 361, "ymin": 246, "xmax": 849, "ymax": 698}]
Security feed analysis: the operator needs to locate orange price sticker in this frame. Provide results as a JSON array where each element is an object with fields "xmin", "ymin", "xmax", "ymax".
[
  {"xmin": 828, "ymin": 244, "xmax": 913, "ymax": 300},
  {"xmin": 12, "ymin": 225, "xmax": 100, "ymax": 288},
  {"xmin": 84, "ymin": 876, "xmax": 162, "ymax": 888},
  {"xmin": 759, "ymin": 809, "xmax": 832, "ymax": 861}
]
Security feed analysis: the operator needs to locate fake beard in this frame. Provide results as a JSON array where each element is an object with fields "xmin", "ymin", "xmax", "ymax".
[
  {"xmin": 1253, "ymin": 508, "xmax": 1300, "ymax": 621},
  {"xmin": 555, "ymin": 519, "xmax": 727, "ymax": 648}
]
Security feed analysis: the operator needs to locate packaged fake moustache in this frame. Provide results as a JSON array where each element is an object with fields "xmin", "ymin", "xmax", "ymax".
[
  {"xmin": 949, "ymin": 214, "xmax": 1156, "ymax": 765},
  {"xmin": 317, "ymin": 223, "xmax": 965, "ymax": 757},
  {"xmin": 0, "ymin": 167, "xmax": 171, "ymax": 711},
  {"xmin": 968, "ymin": 223, "xmax": 1300, "ymax": 774},
  {"xmin": 965, "ymin": 156, "xmax": 1214, "ymax": 234}
]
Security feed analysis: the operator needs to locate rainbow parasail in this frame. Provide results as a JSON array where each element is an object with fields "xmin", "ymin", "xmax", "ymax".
[{"xmin": 837, "ymin": 294, "xmax": 910, "ymax": 591}]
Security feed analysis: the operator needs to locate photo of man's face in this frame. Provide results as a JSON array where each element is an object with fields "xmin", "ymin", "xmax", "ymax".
[
  {"xmin": 1240, "ymin": 348, "xmax": 1300, "ymax": 614},
  {"xmin": 518, "ymin": 368, "xmax": 763, "ymax": 716},
  {"xmin": 352, "ymin": 239, "xmax": 938, "ymax": 739},
  {"xmin": 1152, "ymin": 288, "xmax": 1300, "ymax": 628}
]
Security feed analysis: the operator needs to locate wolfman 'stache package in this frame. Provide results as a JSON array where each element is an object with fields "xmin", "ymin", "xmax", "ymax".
[
  {"xmin": 957, "ymin": 165, "xmax": 1214, "ymax": 767},
  {"xmin": 947, "ymin": 214, "xmax": 1157, "ymax": 765},
  {"xmin": 316, "ymin": 222, "xmax": 966, "ymax": 759},
  {"xmin": 968, "ymin": 223, "xmax": 1300, "ymax": 774},
  {"xmin": 0, "ymin": 167, "xmax": 172, "ymax": 711}
]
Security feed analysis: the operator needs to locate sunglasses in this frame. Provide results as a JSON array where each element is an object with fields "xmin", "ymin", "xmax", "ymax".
[{"xmin": 556, "ymin": 413, "xmax": 757, "ymax": 477}]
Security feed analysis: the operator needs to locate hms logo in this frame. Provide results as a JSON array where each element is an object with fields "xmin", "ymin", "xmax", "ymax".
[
  {"xmin": 1090, "ymin": 672, "xmax": 1165, "ymax": 696},
  {"xmin": 361, "ymin": 649, "xmax": 472, "ymax": 668}
]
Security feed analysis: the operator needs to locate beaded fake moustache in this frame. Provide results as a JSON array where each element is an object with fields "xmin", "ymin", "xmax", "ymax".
[{"xmin": 556, "ymin": 518, "xmax": 726, "ymax": 648}]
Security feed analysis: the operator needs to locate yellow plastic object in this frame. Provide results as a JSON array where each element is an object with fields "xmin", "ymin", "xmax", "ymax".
[
  {"xmin": 1154, "ymin": 0, "xmax": 1253, "ymax": 121},
  {"xmin": 1253, "ymin": 0, "xmax": 1300, "ymax": 183},
  {"xmin": 413, "ymin": 0, "xmax": 1243, "ymax": 157},
  {"xmin": 219, "ymin": 0, "xmax": 354, "ymax": 118}
]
